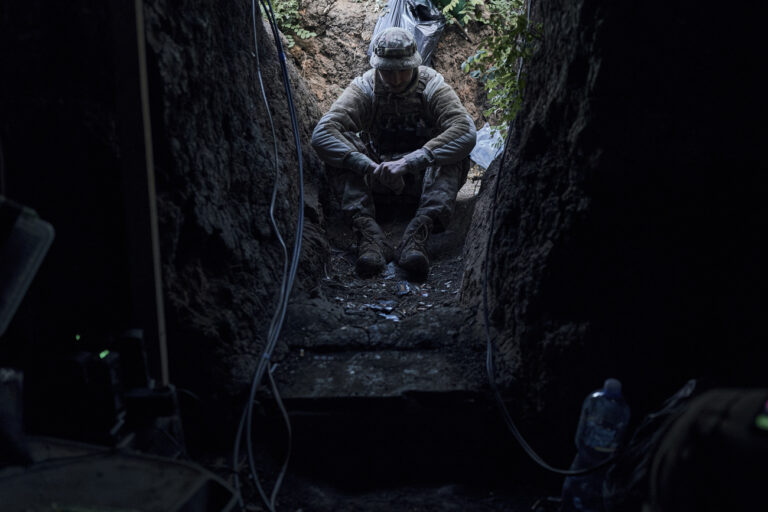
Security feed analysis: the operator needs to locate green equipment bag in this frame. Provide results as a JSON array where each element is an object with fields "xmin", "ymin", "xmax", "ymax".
[
  {"xmin": 603, "ymin": 380, "xmax": 698, "ymax": 512},
  {"xmin": 646, "ymin": 387, "xmax": 768, "ymax": 512},
  {"xmin": 605, "ymin": 382, "xmax": 768, "ymax": 512}
]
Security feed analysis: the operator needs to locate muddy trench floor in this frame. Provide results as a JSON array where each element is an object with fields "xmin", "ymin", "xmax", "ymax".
[
  {"xmin": 211, "ymin": 176, "xmax": 565, "ymax": 511},
  {"xmin": 278, "ymin": 175, "xmax": 487, "ymax": 401}
]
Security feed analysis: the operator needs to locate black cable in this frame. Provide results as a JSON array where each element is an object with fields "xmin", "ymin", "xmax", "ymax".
[
  {"xmin": 233, "ymin": 2, "xmax": 286, "ymax": 507},
  {"xmin": 237, "ymin": 2, "xmax": 289, "ymax": 509},
  {"xmin": 481, "ymin": 0, "xmax": 615, "ymax": 476},
  {"xmin": 267, "ymin": 363, "xmax": 292, "ymax": 510},
  {"xmin": 258, "ymin": 3, "xmax": 304, "ymax": 501},
  {"xmin": 232, "ymin": 1, "xmax": 304, "ymax": 510},
  {"xmin": 234, "ymin": 405, "xmax": 272, "ymax": 510},
  {"xmin": 481, "ymin": 125, "xmax": 615, "ymax": 477}
]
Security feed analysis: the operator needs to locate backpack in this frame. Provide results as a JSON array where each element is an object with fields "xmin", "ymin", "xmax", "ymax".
[
  {"xmin": 604, "ymin": 381, "xmax": 768, "ymax": 512},
  {"xmin": 603, "ymin": 379, "xmax": 698, "ymax": 512}
]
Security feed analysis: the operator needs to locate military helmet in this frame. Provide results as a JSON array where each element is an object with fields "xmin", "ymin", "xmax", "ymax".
[{"xmin": 369, "ymin": 27, "xmax": 422, "ymax": 70}]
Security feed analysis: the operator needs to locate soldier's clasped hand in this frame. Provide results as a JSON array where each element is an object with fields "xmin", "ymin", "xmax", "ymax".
[
  {"xmin": 372, "ymin": 158, "xmax": 408, "ymax": 193},
  {"xmin": 372, "ymin": 157, "xmax": 408, "ymax": 177}
]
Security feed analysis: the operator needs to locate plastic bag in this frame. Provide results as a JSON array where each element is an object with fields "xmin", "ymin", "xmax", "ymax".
[
  {"xmin": 469, "ymin": 122, "xmax": 504, "ymax": 169},
  {"xmin": 367, "ymin": 0, "xmax": 446, "ymax": 66}
]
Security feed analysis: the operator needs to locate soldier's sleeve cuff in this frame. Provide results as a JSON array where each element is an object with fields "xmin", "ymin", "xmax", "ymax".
[
  {"xmin": 404, "ymin": 148, "xmax": 435, "ymax": 173},
  {"xmin": 343, "ymin": 151, "xmax": 377, "ymax": 175}
]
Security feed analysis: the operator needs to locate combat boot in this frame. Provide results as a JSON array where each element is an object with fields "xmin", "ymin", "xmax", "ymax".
[
  {"xmin": 352, "ymin": 215, "xmax": 394, "ymax": 277},
  {"xmin": 396, "ymin": 215, "xmax": 433, "ymax": 280}
]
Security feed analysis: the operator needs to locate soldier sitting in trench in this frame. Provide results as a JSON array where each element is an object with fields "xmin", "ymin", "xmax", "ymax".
[{"xmin": 311, "ymin": 27, "xmax": 476, "ymax": 280}]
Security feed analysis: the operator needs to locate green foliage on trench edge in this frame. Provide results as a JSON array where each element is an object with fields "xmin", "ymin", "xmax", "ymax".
[
  {"xmin": 433, "ymin": 0, "xmax": 484, "ymax": 26},
  {"xmin": 354, "ymin": 0, "xmax": 484, "ymax": 26},
  {"xmin": 267, "ymin": 0, "xmax": 484, "ymax": 47},
  {"xmin": 265, "ymin": 0, "xmax": 538, "ymax": 141},
  {"xmin": 261, "ymin": 0, "xmax": 317, "ymax": 48},
  {"xmin": 462, "ymin": 0, "xmax": 540, "ymax": 141}
]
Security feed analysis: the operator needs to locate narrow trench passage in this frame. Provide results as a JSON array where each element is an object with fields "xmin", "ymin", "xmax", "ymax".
[
  {"xmin": 225, "ymin": 2, "xmax": 549, "ymax": 505},
  {"xmin": 240, "ymin": 177, "xmax": 562, "ymax": 511},
  {"xmin": 279, "ymin": 178, "xmax": 484, "ymax": 401},
  {"xmin": 2, "ymin": 0, "xmax": 765, "ymax": 510}
]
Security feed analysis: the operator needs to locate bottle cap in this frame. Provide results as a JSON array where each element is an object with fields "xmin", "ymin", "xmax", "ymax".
[{"xmin": 604, "ymin": 378, "xmax": 622, "ymax": 396}]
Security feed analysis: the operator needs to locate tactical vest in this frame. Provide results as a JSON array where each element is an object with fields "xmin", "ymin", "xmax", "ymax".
[{"xmin": 358, "ymin": 67, "xmax": 439, "ymax": 157}]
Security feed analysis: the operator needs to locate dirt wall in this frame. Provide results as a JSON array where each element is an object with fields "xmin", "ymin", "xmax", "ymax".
[
  {"xmin": 461, "ymin": 0, "xmax": 768, "ymax": 451},
  {"xmin": 144, "ymin": 1, "xmax": 329, "ymax": 398}
]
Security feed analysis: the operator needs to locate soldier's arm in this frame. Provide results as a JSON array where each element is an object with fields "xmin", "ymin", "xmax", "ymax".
[
  {"xmin": 402, "ymin": 74, "xmax": 476, "ymax": 173},
  {"xmin": 311, "ymin": 78, "xmax": 376, "ymax": 175}
]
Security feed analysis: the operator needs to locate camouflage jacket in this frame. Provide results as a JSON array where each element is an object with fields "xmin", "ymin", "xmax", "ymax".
[{"xmin": 311, "ymin": 66, "xmax": 476, "ymax": 175}]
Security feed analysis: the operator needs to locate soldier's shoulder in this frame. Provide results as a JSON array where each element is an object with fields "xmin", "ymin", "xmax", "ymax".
[
  {"xmin": 418, "ymin": 65, "xmax": 441, "ymax": 80},
  {"xmin": 351, "ymin": 69, "xmax": 376, "ymax": 97},
  {"xmin": 362, "ymin": 68, "xmax": 376, "ymax": 83},
  {"xmin": 419, "ymin": 66, "xmax": 448, "ymax": 101}
]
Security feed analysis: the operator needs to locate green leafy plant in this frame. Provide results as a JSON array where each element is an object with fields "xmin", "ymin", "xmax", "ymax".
[
  {"xmin": 262, "ymin": 0, "xmax": 317, "ymax": 48},
  {"xmin": 433, "ymin": 0, "xmax": 484, "ymax": 26},
  {"xmin": 462, "ymin": 0, "xmax": 539, "ymax": 140}
]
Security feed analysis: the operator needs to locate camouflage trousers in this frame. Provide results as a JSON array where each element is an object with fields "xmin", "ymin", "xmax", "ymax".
[{"xmin": 339, "ymin": 134, "xmax": 469, "ymax": 233}]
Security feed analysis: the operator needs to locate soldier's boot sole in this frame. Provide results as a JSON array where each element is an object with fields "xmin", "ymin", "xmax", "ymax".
[
  {"xmin": 356, "ymin": 249, "xmax": 387, "ymax": 277},
  {"xmin": 398, "ymin": 249, "xmax": 429, "ymax": 281}
]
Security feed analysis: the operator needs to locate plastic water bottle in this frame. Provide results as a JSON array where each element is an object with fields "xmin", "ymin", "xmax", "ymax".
[{"xmin": 560, "ymin": 378, "xmax": 630, "ymax": 512}]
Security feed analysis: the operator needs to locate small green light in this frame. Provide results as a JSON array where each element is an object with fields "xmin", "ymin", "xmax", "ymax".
[
  {"xmin": 755, "ymin": 414, "xmax": 768, "ymax": 431},
  {"xmin": 75, "ymin": 334, "xmax": 81, "ymax": 341},
  {"xmin": 99, "ymin": 350, "xmax": 110, "ymax": 359}
]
